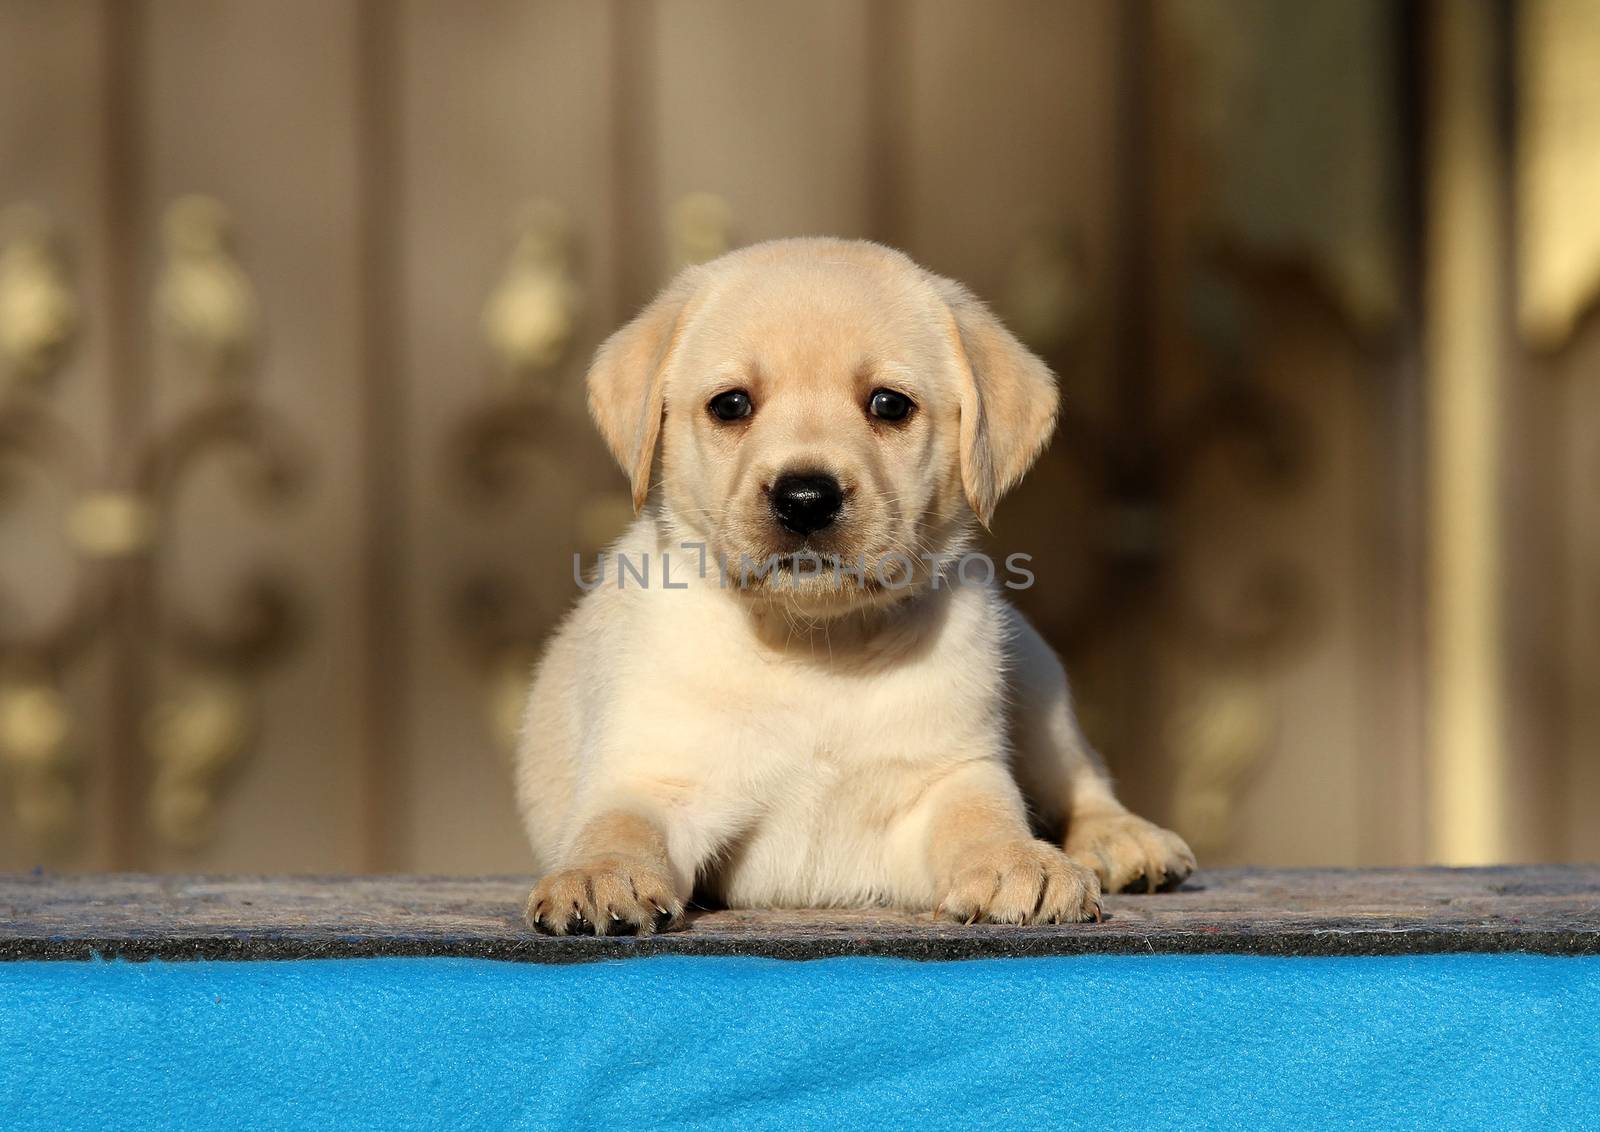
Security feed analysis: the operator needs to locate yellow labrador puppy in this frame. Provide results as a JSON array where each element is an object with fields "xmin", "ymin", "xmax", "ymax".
[{"xmin": 517, "ymin": 238, "xmax": 1194, "ymax": 934}]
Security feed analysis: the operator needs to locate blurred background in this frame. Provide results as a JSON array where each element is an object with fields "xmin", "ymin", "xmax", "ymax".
[{"xmin": 0, "ymin": 0, "xmax": 1594, "ymax": 875}]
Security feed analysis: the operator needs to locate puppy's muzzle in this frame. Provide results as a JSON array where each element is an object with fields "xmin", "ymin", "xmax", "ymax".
[{"xmin": 769, "ymin": 471, "xmax": 843, "ymax": 536}]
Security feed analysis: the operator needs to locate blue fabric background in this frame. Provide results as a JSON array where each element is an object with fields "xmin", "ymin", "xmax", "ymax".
[{"xmin": 2, "ymin": 953, "xmax": 1597, "ymax": 1130}]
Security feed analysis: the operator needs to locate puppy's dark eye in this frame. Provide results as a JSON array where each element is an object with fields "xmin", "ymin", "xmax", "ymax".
[
  {"xmin": 708, "ymin": 389, "xmax": 753, "ymax": 422},
  {"xmin": 867, "ymin": 389, "xmax": 913, "ymax": 422}
]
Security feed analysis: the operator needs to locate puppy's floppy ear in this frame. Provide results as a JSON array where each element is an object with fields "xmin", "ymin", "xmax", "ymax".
[
  {"xmin": 932, "ymin": 275, "xmax": 1060, "ymax": 527},
  {"xmin": 587, "ymin": 270, "xmax": 702, "ymax": 510}
]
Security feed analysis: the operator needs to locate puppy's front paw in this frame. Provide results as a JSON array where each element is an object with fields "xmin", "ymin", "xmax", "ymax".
[
  {"xmin": 937, "ymin": 840, "xmax": 1101, "ymax": 925},
  {"xmin": 525, "ymin": 857, "xmax": 684, "ymax": 936},
  {"xmin": 1065, "ymin": 811, "xmax": 1196, "ymax": 894}
]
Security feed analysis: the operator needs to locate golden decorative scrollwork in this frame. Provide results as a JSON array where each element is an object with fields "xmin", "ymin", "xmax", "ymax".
[
  {"xmin": 669, "ymin": 192, "xmax": 734, "ymax": 271},
  {"xmin": 154, "ymin": 195, "xmax": 260, "ymax": 386},
  {"xmin": 0, "ymin": 204, "xmax": 92, "ymax": 848},
  {"xmin": 452, "ymin": 203, "xmax": 629, "ymax": 751},
  {"xmin": 1, "ymin": 196, "xmax": 314, "ymax": 855},
  {"xmin": 482, "ymin": 199, "xmax": 582, "ymax": 387},
  {"xmin": 139, "ymin": 194, "xmax": 308, "ymax": 848},
  {"xmin": 1020, "ymin": 252, "xmax": 1316, "ymax": 859},
  {"xmin": 1164, "ymin": 0, "xmax": 1402, "ymax": 339},
  {"xmin": 1003, "ymin": 225, "xmax": 1086, "ymax": 354},
  {"xmin": 67, "ymin": 491, "xmax": 157, "ymax": 559},
  {"xmin": 143, "ymin": 675, "xmax": 252, "ymax": 849},
  {"xmin": 1071, "ymin": 0, "xmax": 1393, "ymax": 855},
  {"xmin": 1167, "ymin": 673, "xmax": 1273, "ymax": 856},
  {"xmin": 0, "ymin": 673, "xmax": 78, "ymax": 846},
  {"xmin": 0, "ymin": 205, "xmax": 81, "ymax": 392},
  {"xmin": 1516, "ymin": 0, "xmax": 1600, "ymax": 351}
]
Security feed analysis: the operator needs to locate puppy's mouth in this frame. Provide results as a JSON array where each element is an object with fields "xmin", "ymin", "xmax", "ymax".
[
  {"xmin": 771, "ymin": 551, "xmax": 839, "ymax": 572},
  {"xmin": 731, "ymin": 521, "xmax": 862, "ymax": 573},
  {"xmin": 731, "ymin": 547, "xmax": 859, "ymax": 579},
  {"xmin": 726, "ymin": 543, "xmax": 921, "ymax": 597}
]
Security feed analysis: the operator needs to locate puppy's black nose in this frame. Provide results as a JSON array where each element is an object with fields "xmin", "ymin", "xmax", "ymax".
[{"xmin": 769, "ymin": 472, "xmax": 844, "ymax": 536}]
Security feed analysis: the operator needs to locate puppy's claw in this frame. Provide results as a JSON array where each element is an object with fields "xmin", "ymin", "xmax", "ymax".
[
  {"xmin": 937, "ymin": 841, "xmax": 1100, "ymax": 926},
  {"xmin": 1066, "ymin": 812, "xmax": 1196, "ymax": 896},
  {"xmin": 526, "ymin": 861, "xmax": 684, "ymax": 937}
]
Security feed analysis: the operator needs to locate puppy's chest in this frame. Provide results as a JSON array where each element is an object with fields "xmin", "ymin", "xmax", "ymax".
[
  {"xmin": 749, "ymin": 666, "xmax": 989, "ymax": 765},
  {"xmin": 733, "ymin": 663, "xmax": 1000, "ymax": 834},
  {"xmin": 710, "ymin": 733, "xmax": 936, "ymax": 906},
  {"xmin": 646, "ymin": 587, "xmax": 1009, "ymax": 786},
  {"xmin": 674, "ymin": 624, "xmax": 1007, "ymax": 905}
]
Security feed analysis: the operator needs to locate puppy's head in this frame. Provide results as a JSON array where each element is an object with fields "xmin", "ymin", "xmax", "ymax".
[{"xmin": 587, "ymin": 238, "xmax": 1057, "ymax": 614}]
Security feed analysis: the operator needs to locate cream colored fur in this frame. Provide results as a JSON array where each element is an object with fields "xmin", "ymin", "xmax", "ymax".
[{"xmin": 517, "ymin": 238, "xmax": 1194, "ymax": 934}]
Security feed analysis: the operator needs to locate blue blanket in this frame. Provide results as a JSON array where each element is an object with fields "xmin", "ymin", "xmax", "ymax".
[{"xmin": 3, "ymin": 954, "xmax": 1597, "ymax": 1130}]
